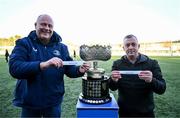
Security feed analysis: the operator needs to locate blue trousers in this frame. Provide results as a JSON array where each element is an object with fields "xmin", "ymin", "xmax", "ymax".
[{"xmin": 21, "ymin": 105, "xmax": 61, "ymax": 118}]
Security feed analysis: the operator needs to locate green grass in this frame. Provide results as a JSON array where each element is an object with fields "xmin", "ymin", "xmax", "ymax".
[{"xmin": 0, "ymin": 56, "xmax": 180, "ymax": 118}]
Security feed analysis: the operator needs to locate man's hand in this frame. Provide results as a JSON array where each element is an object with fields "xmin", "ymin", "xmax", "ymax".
[
  {"xmin": 138, "ymin": 70, "xmax": 153, "ymax": 83},
  {"xmin": 40, "ymin": 57, "xmax": 63, "ymax": 70},
  {"xmin": 79, "ymin": 62, "xmax": 91, "ymax": 73},
  {"xmin": 111, "ymin": 70, "xmax": 122, "ymax": 82}
]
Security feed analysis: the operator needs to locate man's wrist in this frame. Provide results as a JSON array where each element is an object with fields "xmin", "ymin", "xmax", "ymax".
[
  {"xmin": 40, "ymin": 62, "xmax": 47, "ymax": 70},
  {"xmin": 111, "ymin": 76, "xmax": 119, "ymax": 82}
]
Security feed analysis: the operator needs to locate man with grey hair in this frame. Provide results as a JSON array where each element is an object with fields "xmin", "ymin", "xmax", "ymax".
[
  {"xmin": 109, "ymin": 34, "xmax": 166, "ymax": 117},
  {"xmin": 9, "ymin": 14, "xmax": 90, "ymax": 117}
]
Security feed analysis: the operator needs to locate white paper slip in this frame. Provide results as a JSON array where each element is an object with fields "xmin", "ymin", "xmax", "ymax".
[
  {"xmin": 119, "ymin": 71, "xmax": 142, "ymax": 75},
  {"xmin": 63, "ymin": 61, "xmax": 84, "ymax": 65}
]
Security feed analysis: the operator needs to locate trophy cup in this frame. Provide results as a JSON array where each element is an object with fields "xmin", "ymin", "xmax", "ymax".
[{"xmin": 78, "ymin": 45, "xmax": 112, "ymax": 104}]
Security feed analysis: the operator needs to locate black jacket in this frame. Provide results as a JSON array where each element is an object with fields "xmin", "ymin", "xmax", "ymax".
[{"xmin": 109, "ymin": 54, "xmax": 166, "ymax": 113}]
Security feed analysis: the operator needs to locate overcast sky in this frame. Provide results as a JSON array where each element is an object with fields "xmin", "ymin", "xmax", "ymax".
[{"xmin": 0, "ymin": 0, "xmax": 179, "ymax": 45}]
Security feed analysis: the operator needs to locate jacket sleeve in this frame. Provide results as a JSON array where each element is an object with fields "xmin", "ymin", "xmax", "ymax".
[
  {"xmin": 9, "ymin": 39, "xmax": 41, "ymax": 79},
  {"xmin": 108, "ymin": 61, "xmax": 119, "ymax": 91},
  {"xmin": 150, "ymin": 60, "xmax": 166, "ymax": 94},
  {"xmin": 63, "ymin": 45, "xmax": 84, "ymax": 78}
]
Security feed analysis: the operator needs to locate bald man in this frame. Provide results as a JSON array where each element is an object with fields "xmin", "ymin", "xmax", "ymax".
[{"xmin": 9, "ymin": 14, "xmax": 90, "ymax": 117}]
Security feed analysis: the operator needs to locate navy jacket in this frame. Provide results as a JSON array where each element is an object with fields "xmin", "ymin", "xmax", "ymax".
[
  {"xmin": 9, "ymin": 31, "xmax": 84, "ymax": 109},
  {"xmin": 109, "ymin": 54, "xmax": 166, "ymax": 113}
]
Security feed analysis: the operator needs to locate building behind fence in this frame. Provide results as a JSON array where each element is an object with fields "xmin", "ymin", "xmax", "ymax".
[
  {"xmin": 0, "ymin": 41, "xmax": 180, "ymax": 57},
  {"xmin": 111, "ymin": 41, "xmax": 180, "ymax": 56}
]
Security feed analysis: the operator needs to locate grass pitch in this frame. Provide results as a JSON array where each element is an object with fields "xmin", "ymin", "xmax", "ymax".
[{"xmin": 0, "ymin": 56, "xmax": 180, "ymax": 118}]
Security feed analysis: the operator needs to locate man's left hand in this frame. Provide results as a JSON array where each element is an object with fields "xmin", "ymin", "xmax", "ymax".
[
  {"xmin": 138, "ymin": 71, "xmax": 153, "ymax": 83},
  {"xmin": 79, "ymin": 62, "xmax": 91, "ymax": 73}
]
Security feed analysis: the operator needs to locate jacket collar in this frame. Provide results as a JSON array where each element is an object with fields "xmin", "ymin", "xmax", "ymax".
[
  {"xmin": 28, "ymin": 30, "xmax": 62, "ymax": 44},
  {"xmin": 122, "ymin": 53, "xmax": 148, "ymax": 64}
]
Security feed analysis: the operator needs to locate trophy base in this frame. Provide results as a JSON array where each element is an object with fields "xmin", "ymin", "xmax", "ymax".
[{"xmin": 79, "ymin": 93, "xmax": 111, "ymax": 104}]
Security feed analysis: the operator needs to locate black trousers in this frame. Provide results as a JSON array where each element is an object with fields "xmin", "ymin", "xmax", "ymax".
[
  {"xmin": 119, "ymin": 109, "xmax": 155, "ymax": 118},
  {"xmin": 5, "ymin": 57, "xmax": 8, "ymax": 62}
]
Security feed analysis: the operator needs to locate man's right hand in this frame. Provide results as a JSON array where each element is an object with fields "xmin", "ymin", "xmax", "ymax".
[
  {"xmin": 40, "ymin": 57, "xmax": 63, "ymax": 70},
  {"xmin": 111, "ymin": 70, "xmax": 122, "ymax": 82}
]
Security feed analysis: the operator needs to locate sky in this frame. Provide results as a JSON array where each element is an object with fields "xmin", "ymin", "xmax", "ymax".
[{"xmin": 0, "ymin": 0, "xmax": 179, "ymax": 45}]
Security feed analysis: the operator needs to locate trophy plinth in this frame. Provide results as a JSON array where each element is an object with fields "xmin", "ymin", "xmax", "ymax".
[{"xmin": 79, "ymin": 45, "xmax": 111, "ymax": 104}]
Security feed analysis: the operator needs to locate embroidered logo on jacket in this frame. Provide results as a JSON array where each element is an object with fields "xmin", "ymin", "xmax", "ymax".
[
  {"xmin": 32, "ymin": 47, "xmax": 37, "ymax": 52},
  {"xmin": 53, "ymin": 50, "xmax": 61, "ymax": 56}
]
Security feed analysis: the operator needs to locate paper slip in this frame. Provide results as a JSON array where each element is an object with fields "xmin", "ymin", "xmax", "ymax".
[
  {"xmin": 119, "ymin": 71, "xmax": 142, "ymax": 75},
  {"xmin": 63, "ymin": 61, "xmax": 84, "ymax": 65}
]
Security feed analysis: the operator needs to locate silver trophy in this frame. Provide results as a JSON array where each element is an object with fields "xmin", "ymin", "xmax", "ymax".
[{"xmin": 79, "ymin": 45, "xmax": 112, "ymax": 104}]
